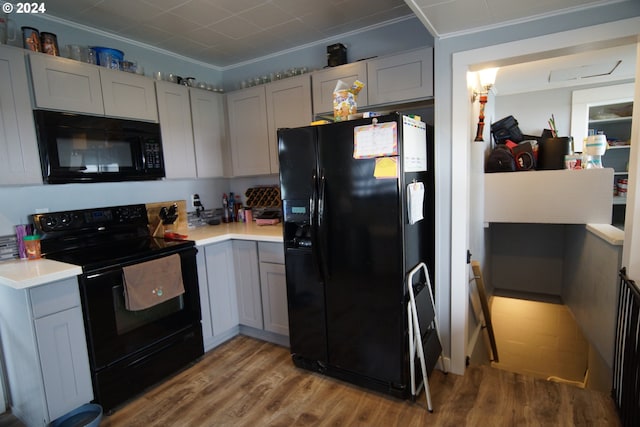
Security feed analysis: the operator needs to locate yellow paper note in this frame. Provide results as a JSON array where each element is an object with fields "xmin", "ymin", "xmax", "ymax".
[{"xmin": 373, "ymin": 157, "xmax": 398, "ymax": 179}]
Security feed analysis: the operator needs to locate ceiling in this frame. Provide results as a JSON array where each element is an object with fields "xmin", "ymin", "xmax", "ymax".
[
  {"xmin": 492, "ymin": 43, "xmax": 637, "ymax": 95},
  {"xmin": 28, "ymin": 0, "xmax": 631, "ymax": 68}
]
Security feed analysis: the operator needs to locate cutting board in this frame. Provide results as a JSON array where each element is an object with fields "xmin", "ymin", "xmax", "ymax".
[{"xmin": 146, "ymin": 200, "xmax": 188, "ymax": 237}]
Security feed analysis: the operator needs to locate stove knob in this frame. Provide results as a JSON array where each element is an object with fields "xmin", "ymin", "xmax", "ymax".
[
  {"xmin": 60, "ymin": 214, "xmax": 71, "ymax": 226},
  {"xmin": 43, "ymin": 216, "xmax": 57, "ymax": 229}
]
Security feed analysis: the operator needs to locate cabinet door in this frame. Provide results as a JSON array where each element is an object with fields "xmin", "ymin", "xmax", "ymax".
[
  {"xmin": 266, "ymin": 74, "xmax": 312, "ymax": 173},
  {"xmin": 205, "ymin": 241, "xmax": 239, "ymax": 335},
  {"xmin": 100, "ymin": 68, "xmax": 158, "ymax": 122},
  {"xmin": 312, "ymin": 62, "xmax": 367, "ymax": 115},
  {"xmin": 233, "ymin": 240, "xmax": 263, "ymax": 328},
  {"xmin": 34, "ymin": 307, "xmax": 93, "ymax": 421},
  {"xmin": 190, "ymin": 88, "xmax": 226, "ymax": 178},
  {"xmin": 155, "ymin": 80, "xmax": 196, "ymax": 179},
  {"xmin": 29, "ymin": 53, "xmax": 104, "ymax": 115},
  {"xmin": 226, "ymin": 86, "xmax": 271, "ymax": 176},
  {"xmin": 0, "ymin": 46, "xmax": 41, "ymax": 185},
  {"xmin": 367, "ymin": 47, "xmax": 433, "ymax": 105},
  {"xmin": 196, "ymin": 250, "xmax": 213, "ymax": 342},
  {"xmin": 259, "ymin": 262, "xmax": 289, "ymax": 336}
]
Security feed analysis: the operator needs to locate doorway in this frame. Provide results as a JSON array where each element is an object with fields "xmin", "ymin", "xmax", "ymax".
[{"xmin": 447, "ymin": 18, "xmax": 640, "ymax": 377}]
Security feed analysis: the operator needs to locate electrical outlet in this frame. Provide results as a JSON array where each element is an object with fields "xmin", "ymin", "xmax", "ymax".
[{"xmin": 191, "ymin": 194, "xmax": 201, "ymax": 208}]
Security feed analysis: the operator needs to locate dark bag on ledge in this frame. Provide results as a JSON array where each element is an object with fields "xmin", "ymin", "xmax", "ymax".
[
  {"xmin": 485, "ymin": 146, "xmax": 516, "ymax": 173},
  {"xmin": 491, "ymin": 115, "xmax": 524, "ymax": 144}
]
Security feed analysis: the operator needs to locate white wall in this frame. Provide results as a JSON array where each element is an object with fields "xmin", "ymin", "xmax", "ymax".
[
  {"xmin": 495, "ymin": 81, "xmax": 635, "ymax": 148},
  {"xmin": 0, "ymin": 179, "xmax": 228, "ymax": 236}
]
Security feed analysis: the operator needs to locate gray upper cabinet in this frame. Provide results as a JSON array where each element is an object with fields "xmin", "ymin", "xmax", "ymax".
[
  {"xmin": 155, "ymin": 80, "xmax": 197, "ymax": 179},
  {"xmin": 226, "ymin": 86, "xmax": 271, "ymax": 176},
  {"xmin": 367, "ymin": 47, "xmax": 433, "ymax": 105},
  {"xmin": 0, "ymin": 45, "xmax": 41, "ymax": 185},
  {"xmin": 190, "ymin": 88, "xmax": 226, "ymax": 178},
  {"xmin": 99, "ymin": 68, "xmax": 158, "ymax": 121},
  {"xmin": 29, "ymin": 52, "xmax": 159, "ymax": 122},
  {"xmin": 29, "ymin": 52, "xmax": 104, "ymax": 115},
  {"xmin": 265, "ymin": 74, "xmax": 313, "ymax": 173},
  {"xmin": 312, "ymin": 61, "xmax": 368, "ymax": 116}
]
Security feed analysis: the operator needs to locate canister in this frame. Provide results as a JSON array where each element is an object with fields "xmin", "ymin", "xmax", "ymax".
[
  {"xmin": 23, "ymin": 235, "xmax": 41, "ymax": 260},
  {"xmin": 617, "ymin": 178, "xmax": 628, "ymax": 197},
  {"xmin": 40, "ymin": 32, "xmax": 59, "ymax": 56},
  {"xmin": 22, "ymin": 26, "xmax": 41, "ymax": 52}
]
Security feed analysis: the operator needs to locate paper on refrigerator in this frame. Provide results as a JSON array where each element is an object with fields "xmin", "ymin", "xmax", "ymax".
[{"xmin": 407, "ymin": 181, "xmax": 425, "ymax": 224}]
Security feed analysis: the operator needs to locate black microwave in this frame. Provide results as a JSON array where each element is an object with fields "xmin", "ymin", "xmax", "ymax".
[{"xmin": 34, "ymin": 110, "xmax": 165, "ymax": 184}]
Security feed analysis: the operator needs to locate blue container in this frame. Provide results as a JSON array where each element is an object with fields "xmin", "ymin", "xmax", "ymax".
[
  {"xmin": 50, "ymin": 403, "xmax": 102, "ymax": 427},
  {"xmin": 91, "ymin": 46, "xmax": 124, "ymax": 70}
]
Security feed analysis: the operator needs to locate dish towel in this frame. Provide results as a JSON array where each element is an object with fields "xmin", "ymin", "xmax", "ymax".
[{"xmin": 123, "ymin": 253, "xmax": 185, "ymax": 311}]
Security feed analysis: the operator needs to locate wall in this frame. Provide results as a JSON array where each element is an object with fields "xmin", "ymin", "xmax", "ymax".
[
  {"xmin": 495, "ymin": 81, "xmax": 635, "ymax": 146},
  {"xmin": 5, "ymin": 13, "xmax": 224, "ymax": 87},
  {"xmin": 222, "ymin": 17, "xmax": 432, "ymax": 91},
  {"xmin": 489, "ymin": 224, "xmax": 565, "ymax": 296},
  {"xmin": 563, "ymin": 224, "xmax": 622, "ymax": 391},
  {"xmin": 436, "ymin": 2, "xmax": 640, "ymax": 374}
]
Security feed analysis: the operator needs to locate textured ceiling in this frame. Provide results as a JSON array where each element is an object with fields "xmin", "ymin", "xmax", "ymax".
[{"xmin": 17, "ymin": 0, "xmax": 631, "ymax": 68}]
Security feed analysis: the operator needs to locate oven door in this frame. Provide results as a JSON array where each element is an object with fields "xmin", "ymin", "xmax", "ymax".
[{"xmin": 78, "ymin": 247, "xmax": 202, "ymax": 371}]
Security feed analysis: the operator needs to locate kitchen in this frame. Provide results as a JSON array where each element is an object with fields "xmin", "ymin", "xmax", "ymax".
[{"xmin": 1, "ymin": 0, "xmax": 640, "ymax": 425}]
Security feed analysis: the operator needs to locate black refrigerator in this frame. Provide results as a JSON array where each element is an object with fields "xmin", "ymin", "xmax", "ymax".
[{"xmin": 278, "ymin": 112, "xmax": 435, "ymax": 398}]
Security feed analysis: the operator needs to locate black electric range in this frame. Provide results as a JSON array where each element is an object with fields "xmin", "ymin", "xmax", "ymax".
[{"xmin": 30, "ymin": 204, "xmax": 203, "ymax": 413}]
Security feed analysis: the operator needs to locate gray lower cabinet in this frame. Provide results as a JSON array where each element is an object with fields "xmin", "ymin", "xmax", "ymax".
[
  {"xmin": 197, "ymin": 239, "xmax": 288, "ymax": 350},
  {"xmin": 233, "ymin": 240, "xmax": 263, "ymax": 329},
  {"xmin": 197, "ymin": 242, "xmax": 239, "ymax": 351},
  {"xmin": 0, "ymin": 278, "xmax": 93, "ymax": 427},
  {"xmin": 233, "ymin": 241, "xmax": 289, "ymax": 344},
  {"xmin": 258, "ymin": 242, "xmax": 288, "ymax": 336}
]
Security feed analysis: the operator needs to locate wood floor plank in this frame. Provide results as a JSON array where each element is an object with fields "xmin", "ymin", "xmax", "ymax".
[{"xmin": 1, "ymin": 335, "xmax": 621, "ymax": 427}]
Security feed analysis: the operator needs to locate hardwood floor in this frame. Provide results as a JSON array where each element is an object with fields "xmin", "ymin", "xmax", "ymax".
[{"xmin": 1, "ymin": 335, "xmax": 621, "ymax": 426}]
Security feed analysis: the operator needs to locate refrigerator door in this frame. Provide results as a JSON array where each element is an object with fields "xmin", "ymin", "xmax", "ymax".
[
  {"xmin": 278, "ymin": 127, "xmax": 328, "ymax": 366},
  {"xmin": 317, "ymin": 116, "xmax": 405, "ymax": 385}
]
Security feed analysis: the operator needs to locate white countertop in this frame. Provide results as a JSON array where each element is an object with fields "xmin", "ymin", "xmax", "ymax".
[
  {"xmin": 0, "ymin": 222, "xmax": 283, "ymax": 290},
  {"xmin": 186, "ymin": 221, "xmax": 283, "ymax": 246},
  {"xmin": 0, "ymin": 259, "xmax": 82, "ymax": 290},
  {"xmin": 586, "ymin": 223, "xmax": 624, "ymax": 246}
]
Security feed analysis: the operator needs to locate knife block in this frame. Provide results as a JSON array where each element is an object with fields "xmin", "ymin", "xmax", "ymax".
[{"xmin": 146, "ymin": 200, "xmax": 188, "ymax": 236}]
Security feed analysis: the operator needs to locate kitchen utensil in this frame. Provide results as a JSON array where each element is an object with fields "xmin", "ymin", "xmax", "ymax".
[{"xmin": 159, "ymin": 203, "xmax": 179, "ymax": 225}]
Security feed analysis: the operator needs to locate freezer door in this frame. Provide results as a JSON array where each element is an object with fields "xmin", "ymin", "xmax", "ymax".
[
  {"xmin": 317, "ymin": 117, "xmax": 405, "ymax": 385},
  {"xmin": 278, "ymin": 126, "xmax": 317, "ymax": 203},
  {"xmin": 285, "ymin": 248, "xmax": 327, "ymax": 365},
  {"xmin": 279, "ymin": 126, "xmax": 328, "ymax": 366}
]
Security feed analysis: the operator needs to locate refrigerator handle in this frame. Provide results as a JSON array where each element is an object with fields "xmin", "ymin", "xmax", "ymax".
[
  {"xmin": 310, "ymin": 170, "xmax": 317, "ymax": 228},
  {"xmin": 310, "ymin": 170, "xmax": 324, "ymax": 281},
  {"xmin": 317, "ymin": 170, "xmax": 330, "ymax": 280}
]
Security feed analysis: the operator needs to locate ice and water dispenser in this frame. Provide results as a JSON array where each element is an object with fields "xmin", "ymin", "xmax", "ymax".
[{"xmin": 283, "ymin": 200, "xmax": 312, "ymax": 249}]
